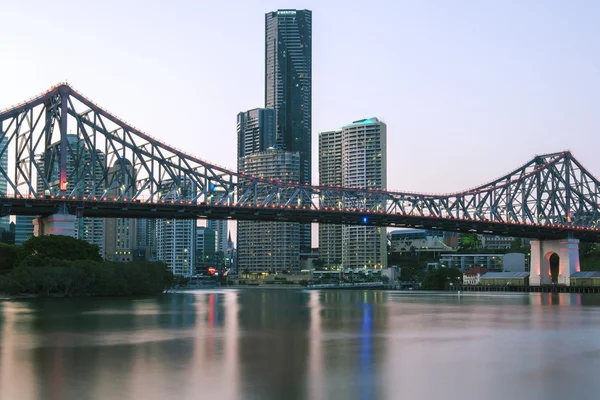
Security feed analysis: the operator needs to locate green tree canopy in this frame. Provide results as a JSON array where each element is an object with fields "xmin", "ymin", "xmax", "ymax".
[{"xmin": 21, "ymin": 235, "xmax": 102, "ymax": 263}]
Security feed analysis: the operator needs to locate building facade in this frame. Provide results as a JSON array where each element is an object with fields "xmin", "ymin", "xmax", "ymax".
[
  {"xmin": 237, "ymin": 149, "xmax": 301, "ymax": 273},
  {"xmin": 155, "ymin": 178, "xmax": 197, "ymax": 276},
  {"xmin": 14, "ymin": 215, "xmax": 35, "ymax": 244},
  {"xmin": 104, "ymin": 160, "xmax": 137, "ymax": 262},
  {"xmin": 265, "ymin": 9, "xmax": 312, "ymax": 251},
  {"xmin": 237, "ymin": 108, "xmax": 276, "ymax": 171},
  {"xmin": 318, "ymin": 130, "xmax": 343, "ymax": 267},
  {"xmin": 196, "ymin": 226, "xmax": 216, "ymax": 274},
  {"xmin": 0, "ymin": 134, "xmax": 8, "ymax": 234},
  {"xmin": 319, "ymin": 118, "xmax": 388, "ymax": 269}
]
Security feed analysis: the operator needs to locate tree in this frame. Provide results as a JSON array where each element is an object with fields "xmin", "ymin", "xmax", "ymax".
[
  {"xmin": 21, "ymin": 235, "xmax": 102, "ymax": 263},
  {"xmin": 422, "ymin": 267, "xmax": 462, "ymax": 290},
  {"xmin": 0, "ymin": 243, "xmax": 20, "ymax": 274},
  {"xmin": 458, "ymin": 233, "xmax": 481, "ymax": 252}
]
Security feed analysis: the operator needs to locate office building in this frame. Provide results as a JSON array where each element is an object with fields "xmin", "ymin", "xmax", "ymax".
[
  {"xmin": 237, "ymin": 148, "xmax": 301, "ymax": 273},
  {"xmin": 15, "ymin": 215, "xmax": 35, "ymax": 244},
  {"xmin": 319, "ymin": 118, "xmax": 387, "ymax": 269},
  {"xmin": 104, "ymin": 160, "xmax": 137, "ymax": 262},
  {"xmin": 265, "ymin": 9, "xmax": 312, "ymax": 251},
  {"xmin": 318, "ymin": 130, "xmax": 343, "ymax": 267},
  {"xmin": 196, "ymin": 226, "xmax": 216, "ymax": 274}
]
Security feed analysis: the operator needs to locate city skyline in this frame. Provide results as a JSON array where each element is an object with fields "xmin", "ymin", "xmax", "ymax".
[{"xmin": 1, "ymin": 1, "xmax": 597, "ymax": 197}]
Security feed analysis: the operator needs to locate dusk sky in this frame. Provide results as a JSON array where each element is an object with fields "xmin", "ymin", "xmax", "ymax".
[{"xmin": 1, "ymin": 0, "xmax": 599, "ymax": 194}]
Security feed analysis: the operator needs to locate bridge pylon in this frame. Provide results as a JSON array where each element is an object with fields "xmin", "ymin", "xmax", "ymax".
[
  {"xmin": 530, "ymin": 238, "xmax": 580, "ymax": 286},
  {"xmin": 32, "ymin": 212, "xmax": 77, "ymax": 238}
]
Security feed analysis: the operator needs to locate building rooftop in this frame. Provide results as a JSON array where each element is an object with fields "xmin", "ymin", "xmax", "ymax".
[
  {"xmin": 463, "ymin": 266, "xmax": 489, "ymax": 276},
  {"xmin": 344, "ymin": 117, "xmax": 380, "ymax": 127},
  {"xmin": 571, "ymin": 271, "xmax": 600, "ymax": 278},
  {"xmin": 480, "ymin": 272, "xmax": 530, "ymax": 279}
]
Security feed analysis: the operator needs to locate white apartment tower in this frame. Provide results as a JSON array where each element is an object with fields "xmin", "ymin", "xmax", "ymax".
[
  {"xmin": 318, "ymin": 130, "xmax": 343, "ymax": 267},
  {"xmin": 319, "ymin": 118, "xmax": 387, "ymax": 269},
  {"xmin": 237, "ymin": 148, "xmax": 301, "ymax": 273}
]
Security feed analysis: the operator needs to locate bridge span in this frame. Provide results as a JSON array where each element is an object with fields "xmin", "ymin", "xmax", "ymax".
[{"xmin": 2, "ymin": 83, "xmax": 600, "ymax": 284}]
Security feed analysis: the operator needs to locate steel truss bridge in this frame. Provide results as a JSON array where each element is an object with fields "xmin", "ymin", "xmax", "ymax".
[{"xmin": 1, "ymin": 84, "xmax": 600, "ymax": 241}]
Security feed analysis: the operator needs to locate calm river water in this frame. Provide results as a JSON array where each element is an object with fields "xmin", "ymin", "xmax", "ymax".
[{"xmin": 1, "ymin": 290, "xmax": 600, "ymax": 400}]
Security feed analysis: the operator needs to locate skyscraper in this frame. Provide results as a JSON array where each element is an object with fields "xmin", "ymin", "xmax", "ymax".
[
  {"xmin": 155, "ymin": 178, "xmax": 197, "ymax": 276},
  {"xmin": 104, "ymin": 160, "xmax": 137, "ymax": 262},
  {"xmin": 196, "ymin": 226, "xmax": 216, "ymax": 274},
  {"xmin": 266, "ymin": 9, "xmax": 312, "ymax": 251},
  {"xmin": 318, "ymin": 130, "xmax": 343, "ymax": 267},
  {"xmin": 237, "ymin": 108, "xmax": 276, "ymax": 171},
  {"xmin": 0, "ymin": 133, "xmax": 9, "ymax": 234},
  {"xmin": 237, "ymin": 149, "xmax": 301, "ymax": 273},
  {"xmin": 319, "ymin": 118, "xmax": 387, "ymax": 269}
]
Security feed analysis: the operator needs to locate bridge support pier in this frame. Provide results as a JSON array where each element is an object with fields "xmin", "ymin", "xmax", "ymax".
[
  {"xmin": 530, "ymin": 238, "xmax": 580, "ymax": 286},
  {"xmin": 33, "ymin": 212, "xmax": 77, "ymax": 238}
]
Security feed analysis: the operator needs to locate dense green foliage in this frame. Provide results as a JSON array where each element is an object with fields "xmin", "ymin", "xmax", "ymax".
[
  {"xmin": 0, "ymin": 235, "xmax": 173, "ymax": 297},
  {"xmin": 421, "ymin": 268, "xmax": 462, "ymax": 290}
]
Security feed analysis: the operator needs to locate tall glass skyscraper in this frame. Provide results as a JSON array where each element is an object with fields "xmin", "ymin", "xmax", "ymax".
[{"xmin": 265, "ymin": 9, "xmax": 312, "ymax": 250}]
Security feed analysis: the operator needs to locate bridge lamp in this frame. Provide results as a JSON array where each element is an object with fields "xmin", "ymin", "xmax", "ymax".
[{"xmin": 362, "ymin": 217, "xmax": 368, "ymax": 224}]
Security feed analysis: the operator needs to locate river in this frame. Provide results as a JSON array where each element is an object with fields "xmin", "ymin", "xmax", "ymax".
[{"xmin": 1, "ymin": 290, "xmax": 600, "ymax": 400}]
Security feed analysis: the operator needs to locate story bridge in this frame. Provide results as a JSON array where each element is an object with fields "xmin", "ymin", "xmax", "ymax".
[{"xmin": 1, "ymin": 83, "xmax": 599, "ymax": 284}]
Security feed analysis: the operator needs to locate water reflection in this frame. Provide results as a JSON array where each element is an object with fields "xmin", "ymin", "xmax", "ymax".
[{"xmin": 1, "ymin": 291, "xmax": 600, "ymax": 400}]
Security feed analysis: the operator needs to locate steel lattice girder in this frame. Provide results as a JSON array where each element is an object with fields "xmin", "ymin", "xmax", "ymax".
[{"xmin": 2, "ymin": 84, "xmax": 600, "ymax": 241}]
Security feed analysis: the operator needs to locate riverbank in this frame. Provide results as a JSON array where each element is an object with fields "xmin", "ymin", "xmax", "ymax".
[{"xmin": 454, "ymin": 285, "xmax": 600, "ymax": 294}]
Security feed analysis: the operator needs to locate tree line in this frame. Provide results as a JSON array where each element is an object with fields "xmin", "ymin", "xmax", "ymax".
[{"xmin": 0, "ymin": 236, "xmax": 173, "ymax": 297}]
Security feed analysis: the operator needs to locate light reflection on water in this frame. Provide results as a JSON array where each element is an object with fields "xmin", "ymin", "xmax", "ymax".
[{"xmin": 1, "ymin": 291, "xmax": 600, "ymax": 400}]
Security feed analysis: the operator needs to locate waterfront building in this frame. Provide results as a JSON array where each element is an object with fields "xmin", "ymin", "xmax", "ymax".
[
  {"xmin": 318, "ymin": 130, "xmax": 343, "ymax": 268},
  {"xmin": 462, "ymin": 266, "xmax": 489, "ymax": 285},
  {"xmin": 0, "ymin": 133, "xmax": 8, "ymax": 233},
  {"xmin": 389, "ymin": 229, "xmax": 455, "ymax": 255},
  {"xmin": 265, "ymin": 9, "xmax": 312, "ymax": 251},
  {"xmin": 319, "ymin": 118, "xmax": 387, "ymax": 269},
  {"xmin": 155, "ymin": 178, "xmax": 197, "ymax": 276},
  {"xmin": 196, "ymin": 226, "xmax": 216, "ymax": 274},
  {"xmin": 440, "ymin": 253, "xmax": 504, "ymax": 271},
  {"xmin": 479, "ymin": 234, "xmax": 514, "ymax": 250},
  {"xmin": 237, "ymin": 148, "xmax": 301, "ymax": 273},
  {"xmin": 104, "ymin": 160, "xmax": 137, "ymax": 262}
]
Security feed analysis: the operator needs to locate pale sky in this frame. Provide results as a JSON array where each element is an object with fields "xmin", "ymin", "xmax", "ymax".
[{"xmin": 1, "ymin": 0, "xmax": 599, "ymax": 244}]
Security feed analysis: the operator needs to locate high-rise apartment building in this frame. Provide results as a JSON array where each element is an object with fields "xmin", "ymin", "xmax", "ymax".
[
  {"xmin": 237, "ymin": 149, "xmax": 301, "ymax": 273},
  {"xmin": 319, "ymin": 118, "xmax": 387, "ymax": 269},
  {"xmin": 318, "ymin": 130, "xmax": 343, "ymax": 267},
  {"xmin": 265, "ymin": 9, "xmax": 312, "ymax": 251},
  {"xmin": 155, "ymin": 178, "xmax": 197, "ymax": 276},
  {"xmin": 237, "ymin": 108, "xmax": 276, "ymax": 171},
  {"xmin": 0, "ymin": 134, "xmax": 9, "ymax": 233}
]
